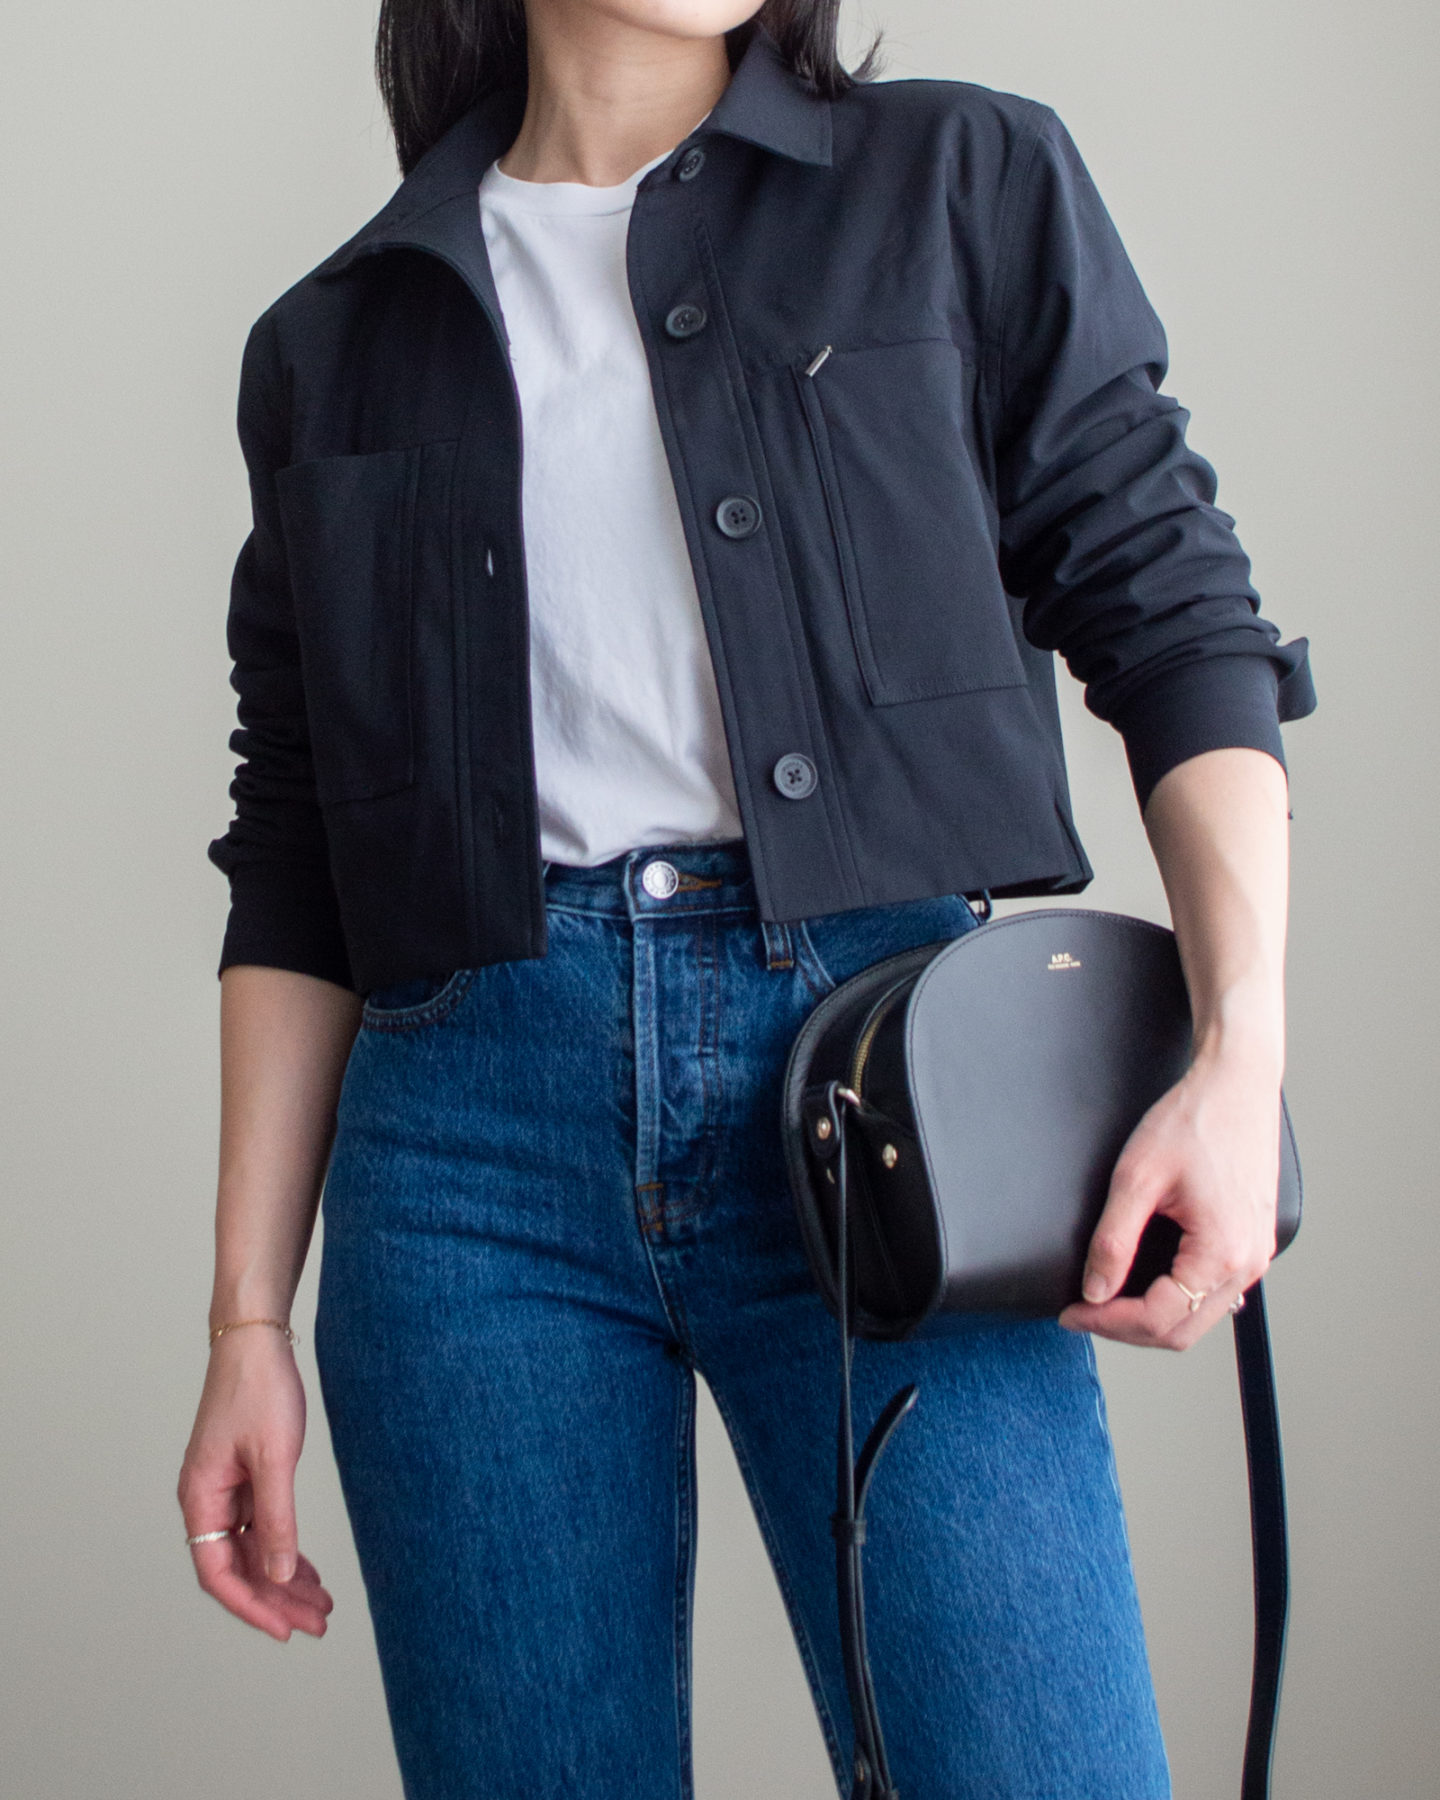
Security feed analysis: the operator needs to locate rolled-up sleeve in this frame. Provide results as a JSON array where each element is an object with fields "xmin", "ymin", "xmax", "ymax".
[
  {"xmin": 206, "ymin": 312, "xmax": 355, "ymax": 990},
  {"xmin": 986, "ymin": 105, "xmax": 1315, "ymax": 809}
]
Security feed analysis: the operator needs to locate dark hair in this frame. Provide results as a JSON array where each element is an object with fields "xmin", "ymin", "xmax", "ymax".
[{"xmin": 376, "ymin": 1, "xmax": 884, "ymax": 176}]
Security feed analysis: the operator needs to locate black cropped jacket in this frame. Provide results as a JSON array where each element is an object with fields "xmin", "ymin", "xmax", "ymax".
[{"xmin": 208, "ymin": 19, "xmax": 1315, "ymax": 995}]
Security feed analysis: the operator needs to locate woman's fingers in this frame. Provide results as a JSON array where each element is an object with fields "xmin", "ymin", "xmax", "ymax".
[
  {"xmin": 1076, "ymin": 1156, "xmax": 1165, "ymax": 1305},
  {"xmin": 183, "ymin": 1517, "xmax": 292, "ymax": 1639},
  {"xmin": 1168, "ymin": 1234, "xmax": 1270, "ymax": 1322},
  {"xmin": 1061, "ymin": 1261, "xmax": 1260, "ymax": 1349},
  {"xmin": 188, "ymin": 1533, "xmax": 334, "ymax": 1640},
  {"xmin": 180, "ymin": 1451, "xmax": 330, "ymax": 1638}
]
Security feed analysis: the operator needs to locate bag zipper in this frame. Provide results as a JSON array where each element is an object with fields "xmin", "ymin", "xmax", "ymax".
[{"xmin": 848, "ymin": 981, "xmax": 909, "ymax": 1097}]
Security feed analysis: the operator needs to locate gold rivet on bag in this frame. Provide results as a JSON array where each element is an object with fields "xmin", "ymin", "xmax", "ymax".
[{"xmin": 816, "ymin": 1116, "xmax": 832, "ymax": 1139}]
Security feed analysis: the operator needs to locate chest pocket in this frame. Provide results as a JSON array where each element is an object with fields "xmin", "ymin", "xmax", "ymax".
[
  {"xmin": 792, "ymin": 339, "xmax": 1026, "ymax": 706},
  {"xmin": 275, "ymin": 445, "xmax": 422, "ymax": 806}
]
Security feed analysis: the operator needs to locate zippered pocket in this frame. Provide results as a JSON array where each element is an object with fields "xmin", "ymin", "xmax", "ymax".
[{"xmin": 790, "ymin": 340, "xmax": 1028, "ymax": 707}]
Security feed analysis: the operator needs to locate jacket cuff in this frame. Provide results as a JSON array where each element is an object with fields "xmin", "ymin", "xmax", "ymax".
[
  {"xmin": 217, "ymin": 860, "xmax": 356, "ymax": 991},
  {"xmin": 1114, "ymin": 655, "xmax": 1291, "ymax": 814}
]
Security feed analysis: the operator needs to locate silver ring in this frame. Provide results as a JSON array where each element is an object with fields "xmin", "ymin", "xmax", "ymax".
[
  {"xmin": 1229, "ymin": 1294, "xmax": 1246, "ymax": 1314},
  {"xmin": 1172, "ymin": 1280, "xmax": 1207, "ymax": 1314},
  {"xmin": 185, "ymin": 1522, "xmax": 251, "ymax": 1548}
]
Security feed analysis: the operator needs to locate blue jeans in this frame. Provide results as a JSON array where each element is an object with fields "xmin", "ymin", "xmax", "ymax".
[{"xmin": 315, "ymin": 838, "xmax": 1169, "ymax": 1800}]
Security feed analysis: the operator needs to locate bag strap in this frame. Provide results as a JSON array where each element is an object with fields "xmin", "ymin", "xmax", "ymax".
[
  {"xmin": 1234, "ymin": 1280, "xmax": 1290, "ymax": 1799},
  {"xmin": 828, "ymin": 1081, "xmax": 907, "ymax": 1800},
  {"xmin": 824, "ymin": 1080, "xmax": 1290, "ymax": 1800}
]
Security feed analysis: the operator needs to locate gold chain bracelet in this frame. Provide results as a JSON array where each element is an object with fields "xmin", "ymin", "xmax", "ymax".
[{"xmin": 208, "ymin": 1317, "xmax": 299, "ymax": 1348}]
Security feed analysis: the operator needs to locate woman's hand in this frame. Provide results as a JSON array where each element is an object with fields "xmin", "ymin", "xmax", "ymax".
[
  {"xmin": 1058, "ymin": 1036, "xmax": 1282, "ymax": 1348},
  {"xmin": 177, "ymin": 1328, "xmax": 334, "ymax": 1640}
]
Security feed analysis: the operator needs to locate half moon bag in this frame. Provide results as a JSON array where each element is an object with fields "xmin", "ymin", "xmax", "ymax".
[{"xmin": 780, "ymin": 907, "xmax": 1302, "ymax": 1800}]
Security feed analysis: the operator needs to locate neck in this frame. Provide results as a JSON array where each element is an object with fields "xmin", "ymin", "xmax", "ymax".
[{"xmin": 497, "ymin": 6, "xmax": 736, "ymax": 186}]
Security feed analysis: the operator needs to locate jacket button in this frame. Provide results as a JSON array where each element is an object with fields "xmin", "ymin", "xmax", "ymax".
[
  {"xmin": 773, "ymin": 753, "xmax": 818, "ymax": 800},
  {"xmin": 676, "ymin": 146, "xmax": 706, "ymax": 181},
  {"xmin": 664, "ymin": 302, "xmax": 707, "ymax": 339},
  {"xmin": 715, "ymin": 494, "xmax": 762, "ymax": 539}
]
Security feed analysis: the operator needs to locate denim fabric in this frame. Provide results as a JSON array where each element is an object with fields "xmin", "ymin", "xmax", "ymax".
[{"xmin": 314, "ymin": 837, "xmax": 1170, "ymax": 1800}]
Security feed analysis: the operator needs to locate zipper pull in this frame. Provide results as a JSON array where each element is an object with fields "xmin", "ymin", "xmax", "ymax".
[{"xmin": 803, "ymin": 344, "xmax": 833, "ymax": 378}]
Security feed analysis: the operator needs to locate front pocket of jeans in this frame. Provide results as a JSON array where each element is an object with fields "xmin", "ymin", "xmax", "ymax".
[
  {"xmin": 275, "ymin": 445, "xmax": 424, "ymax": 805},
  {"xmin": 791, "ymin": 342, "xmax": 1028, "ymax": 706},
  {"xmin": 794, "ymin": 892, "xmax": 982, "ymax": 1000},
  {"xmin": 360, "ymin": 968, "xmax": 474, "ymax": 1031}
]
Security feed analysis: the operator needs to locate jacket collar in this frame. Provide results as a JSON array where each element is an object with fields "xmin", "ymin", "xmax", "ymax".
[{"xmin": 313, "ymin": 20, "xmax": 832, "ymax": 290}]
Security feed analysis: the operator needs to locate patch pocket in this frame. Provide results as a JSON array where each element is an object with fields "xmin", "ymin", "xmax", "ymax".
[
  {"xmin": 361, "ymin": 968, "xmax": 474, "ymax": 1031},
  {"xmin": 275, "ymin": 444, "xmax": 423, "ymax": 805},
  {"xmin": 792, "ymin": 340, "xmax": 1027, "ymax": 706}
]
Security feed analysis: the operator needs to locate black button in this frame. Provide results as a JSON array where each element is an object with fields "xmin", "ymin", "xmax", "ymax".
[
  {"xmin": 715, "ymin": 494, "xmax": 762, "ymax": 539},
  {"xmin": 773, "ymin": 753, "xmax": 818, "ymax": 800},
  {"xmin": 676, "ymin": 146, "xmax": 706, "ymax": 181},
  {"xmin": 664, "ymin": 302, "xmax": 707, "ymax": 340}
]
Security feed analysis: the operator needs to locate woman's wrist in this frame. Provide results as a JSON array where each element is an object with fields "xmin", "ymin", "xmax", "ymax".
[
  {"xmin": 1190, "ymin": 1008, "xmax": 1285, "ymax": 1082},
  {"xmin": 209, "ymin": 1242, "xmax": 303, "ymax": 1332},
  {"xmin": 208, "ymin": 1316, "xmax": 298, "ymax": 1349},
  {"xmin": 209, "ymin": 1281, "xmax": 300, "ymax": 1337}
]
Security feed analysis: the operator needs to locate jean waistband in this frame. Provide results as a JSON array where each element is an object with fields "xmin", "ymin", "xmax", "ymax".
[{"xmin": 541, "ymin": 838, "xmax": 761, "ymax": 921}]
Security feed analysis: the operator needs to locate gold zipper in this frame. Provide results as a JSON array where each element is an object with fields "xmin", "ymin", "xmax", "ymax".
[{"xmin": 848, "ymin": 986, "xmax": 901, "ymax": 1097}]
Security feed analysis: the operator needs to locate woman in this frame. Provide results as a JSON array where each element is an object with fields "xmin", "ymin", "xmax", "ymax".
[{"xmin": 179, "ymin": 3, "xmax": 1314, "ymax": 1796}]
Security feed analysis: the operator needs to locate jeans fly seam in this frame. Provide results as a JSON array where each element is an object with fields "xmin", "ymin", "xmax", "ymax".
[
  {"xmin": 632, "ymin": 922, "xmax": 662, "ymax": 1192},
  {"xmin": 694, "ymin": 916, "xmax": 723, "ymax": 1208},
  {"xmin": 632, "ymin": 1190, "xmax": 700, "ymax": 1358}
]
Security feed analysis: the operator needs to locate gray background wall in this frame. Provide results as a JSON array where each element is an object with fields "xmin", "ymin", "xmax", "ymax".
[{"xmin": 2, "ymin": 2, "xmax": 1434, "ymax": 1794}]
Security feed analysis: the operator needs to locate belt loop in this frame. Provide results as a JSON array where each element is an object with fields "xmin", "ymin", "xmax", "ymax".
[{"xmin": 761, "ymin": 919, "xmax": 795, "ymax": 971}]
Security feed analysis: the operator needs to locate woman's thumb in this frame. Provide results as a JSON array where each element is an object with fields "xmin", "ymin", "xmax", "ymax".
[{"xmin": 251, "ymin": 1452, "xmax": 299, "ymax": 1584}]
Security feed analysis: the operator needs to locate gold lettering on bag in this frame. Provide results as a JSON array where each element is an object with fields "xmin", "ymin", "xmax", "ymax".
[{"xmin": 1048, "ymin": 951, "xmax": 1082, "ymax": 971}]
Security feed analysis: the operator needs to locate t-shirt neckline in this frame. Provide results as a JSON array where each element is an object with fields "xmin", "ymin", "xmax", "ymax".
[{"xmin": 480, "ymin": 110, "xmax": 713, "ymax": 217}]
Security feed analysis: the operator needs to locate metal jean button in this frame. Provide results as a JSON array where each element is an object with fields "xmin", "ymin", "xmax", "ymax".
[{"xmin": 641, "ymin": 859, "xmax": 680, "ymax": 898}]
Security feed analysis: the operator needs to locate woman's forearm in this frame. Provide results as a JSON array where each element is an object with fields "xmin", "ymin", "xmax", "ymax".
[
  {"xmin": 1141, "ymin": 746, "xmax": 1290, "ymax": 1078},
  {"xmin": 210, "ymin": 965, "xmax": 363, "ymax": 1328}
]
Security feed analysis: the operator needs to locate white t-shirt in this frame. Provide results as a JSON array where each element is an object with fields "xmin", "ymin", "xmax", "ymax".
[{"xmin": 477, "ymin": 133, "xmax": 743, "ymax": 867}]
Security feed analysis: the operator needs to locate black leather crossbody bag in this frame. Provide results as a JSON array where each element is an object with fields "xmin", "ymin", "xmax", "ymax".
[{"xmin": 781, "ymin": 907, "xmax": 1301, "ymax": 1800}]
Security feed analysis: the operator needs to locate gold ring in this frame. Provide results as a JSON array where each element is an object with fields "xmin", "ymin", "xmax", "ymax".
[
  {"xmin": 1173, "ymin": 1280, "xmax": 1207, "ymax": 1314},
  {"xmin": 185, "ymin": 1522, "xmax": 251, "ymax": 1548}
]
